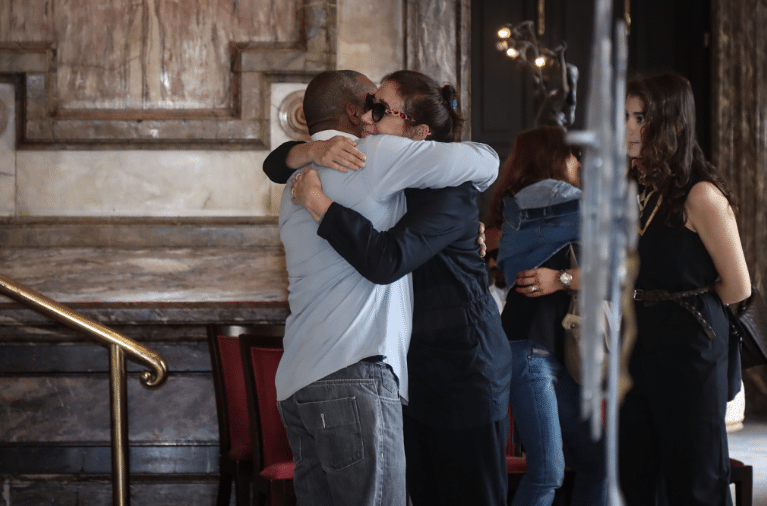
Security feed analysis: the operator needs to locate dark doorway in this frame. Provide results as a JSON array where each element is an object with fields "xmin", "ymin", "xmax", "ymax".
[{"xmin": 470, "ymin": 0, "xmax": 713, "ymax": 166}]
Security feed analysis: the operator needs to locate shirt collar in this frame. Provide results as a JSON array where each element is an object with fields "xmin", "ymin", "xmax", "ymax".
[{"xmin": 311, "ymin": 129, "xmax": 360, "ymax": 142}]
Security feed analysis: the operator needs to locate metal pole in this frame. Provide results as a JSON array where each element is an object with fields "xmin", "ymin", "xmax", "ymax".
[
  {"xmin": 568, "ymin": 1, "xmax": 631, "ymax": 504},
  {"xmin": 606, "ymin": 20, "xmax": 631, "ymax": 506},
  {"xmin": 110, "ymin": 344, "xmax": 130, "ymax": 506}
]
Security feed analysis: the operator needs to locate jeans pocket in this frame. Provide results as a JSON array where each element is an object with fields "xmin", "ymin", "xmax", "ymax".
[
  {"xmin": 379, "ymin": 364, "xmax": 400, "ymax": 398},
  {"xmin": 527, "ymin": 347, "xmax": 553, "ymax": 379},
  {"xmin": 297, "ymin": 396, "xmax": 364, "ymax": 471}
]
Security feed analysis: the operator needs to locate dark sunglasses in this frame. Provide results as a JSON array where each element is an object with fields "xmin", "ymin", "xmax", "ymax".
[{"xmin": 364, "ymin": 94, "xmax": 417, "ymax": 123}]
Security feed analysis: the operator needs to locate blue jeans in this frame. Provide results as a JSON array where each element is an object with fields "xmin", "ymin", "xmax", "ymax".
[
  {"xmin": 509, "ymin": 340, "xmax": 565, "ymax": 506},
  {"xmin": 509, "ymin": 340, "xmax": 607, "ymax": 506},
  {"xmin": 277, "ymin": 360, "xmax": 406, "ymax": 506}
]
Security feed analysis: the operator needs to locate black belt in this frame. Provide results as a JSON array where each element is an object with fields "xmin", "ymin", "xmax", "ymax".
[
  {"xmin": 633, "ymin": 284, "xmax": 717, "ymax": 340},
  {"xmin": 361, "ymin": 355, "xmax": 385, "ymax": 363}
]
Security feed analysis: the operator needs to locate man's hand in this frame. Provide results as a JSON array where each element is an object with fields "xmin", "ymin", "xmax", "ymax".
[
  {"xmin": 309, "ymin": 136, "xmax": 366, "ymax": 172},
  {"xmin": 290, "ymin": 168, "xmax": 334, "ymax": 222}
]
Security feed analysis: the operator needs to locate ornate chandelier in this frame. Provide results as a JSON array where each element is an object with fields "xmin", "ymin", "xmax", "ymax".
[{"xmin": 496, "ymin": 20, "xmax": 579, "ymax": 128}]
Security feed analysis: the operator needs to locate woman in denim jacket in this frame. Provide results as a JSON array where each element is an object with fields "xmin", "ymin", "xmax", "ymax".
[{"xmin": 486, "ymin": 126, "xmax": 606, "ymax": 506}]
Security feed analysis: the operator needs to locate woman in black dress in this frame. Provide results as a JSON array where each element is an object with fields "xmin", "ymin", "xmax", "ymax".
[{"xmin": 619, "ymin": 74, "xmax": 751, "ymax": 505}]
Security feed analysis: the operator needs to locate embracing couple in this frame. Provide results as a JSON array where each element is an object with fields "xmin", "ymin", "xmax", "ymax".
[{"xmin": 263, "ymin": 69, "xmax": 512, "ymax": 506}]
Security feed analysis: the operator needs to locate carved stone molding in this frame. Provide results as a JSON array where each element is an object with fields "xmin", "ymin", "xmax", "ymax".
[
  {"xmin": 712, "ymin": 0, "xmax": 767, "ymax": 292},
  {"xmin": 404, "ymin": 0, "xmax": 471, "ymax": 139},
  {"xmin": 0, "ymin": 96, "xmax": 7, "ymax": 137},
  {"xmin": 0, "ymin": 0, "xmax": 336, "ymax": 150},
  {"xmin": 277, "ymin": 90, "xmax": 310, "ymax": 141}
]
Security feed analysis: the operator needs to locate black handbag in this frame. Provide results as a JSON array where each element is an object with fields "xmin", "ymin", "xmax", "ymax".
[{"xmin": 729, "ymin": 287, "xmax": 767, "ymax": 369}]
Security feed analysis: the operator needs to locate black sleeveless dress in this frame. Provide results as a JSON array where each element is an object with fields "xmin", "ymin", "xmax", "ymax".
[{"xmin": 619, "ymin": 186, "xmax": 733, "ymax": 506}]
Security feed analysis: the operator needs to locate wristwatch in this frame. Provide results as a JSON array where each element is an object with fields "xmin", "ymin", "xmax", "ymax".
[{"xmin": 559, "ymin": 269, "xmax": 573, "ymax": 290}]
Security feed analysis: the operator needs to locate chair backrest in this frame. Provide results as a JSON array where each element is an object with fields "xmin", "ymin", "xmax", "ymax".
[
  {"xmin": 507, "ymin": 404, "xmax": 521, "ymax": 457},
  {"xmin": 207, "ymin": 325, "xmax": 259, "ymax": 460},
  {"xmin": 239, "ymin": 327, "xmax": 293, "ymax": 469},
  {"xmin": 506, "ymin": 404, "xmax": 528, "ymax": 475}
]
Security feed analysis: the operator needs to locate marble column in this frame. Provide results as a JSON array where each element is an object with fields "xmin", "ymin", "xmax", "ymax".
[
  {"xmin": 712, "ymin": 0, "xmax": 767, "ymax": 291},
  {"xmin": 0, "ymin": 81, "xmax": 15, "ymax": 216},
  {"xmin": 712, "ymin": 0, "xmax": 767, "ymax": 414}
]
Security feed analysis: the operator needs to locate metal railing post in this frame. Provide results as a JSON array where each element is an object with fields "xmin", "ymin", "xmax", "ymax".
[{"xmin": 110, "ymin": 344, "xmax": 130, "ymax": 506}]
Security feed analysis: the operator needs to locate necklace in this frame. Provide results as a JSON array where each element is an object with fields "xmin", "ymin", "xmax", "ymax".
[{"xmin": 637, "ymin": 187, "xmax": 662, "ymax": 235}]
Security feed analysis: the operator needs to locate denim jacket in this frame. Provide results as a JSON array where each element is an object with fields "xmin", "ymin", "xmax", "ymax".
[{"xmin": 497, "ymin": 179, "xmax": 581, "ymax": 286}]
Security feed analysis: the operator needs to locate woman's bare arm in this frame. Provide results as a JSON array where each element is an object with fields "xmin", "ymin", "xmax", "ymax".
[{"xmin": 685, "ymin": 181, "xmax": 751, "ymax": 305}]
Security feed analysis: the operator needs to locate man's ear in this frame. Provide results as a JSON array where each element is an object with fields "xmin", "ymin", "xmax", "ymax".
[
  {"xmin": 408, "ymin": 124, "xmax": 430, "ymax": 141},
  {"xmin": 346, "ymin": 102, "xmax": 363, "ymax": 126}
]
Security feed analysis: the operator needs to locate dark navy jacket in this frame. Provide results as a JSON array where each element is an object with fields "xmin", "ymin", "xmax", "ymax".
[{"xmin": 264, "ymin": 141, "xmax": 512, "ymax": 430}]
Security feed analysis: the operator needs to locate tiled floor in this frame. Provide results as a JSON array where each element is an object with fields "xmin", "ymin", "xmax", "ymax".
[{"xmin": 728, "ymin": 414, "xmax": 767, "ymax": 505}]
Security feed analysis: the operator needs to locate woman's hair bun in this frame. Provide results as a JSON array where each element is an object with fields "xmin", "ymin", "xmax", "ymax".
[{"xmin": 442, "ymin": 84, "xmax": 457, "ymax": 108}]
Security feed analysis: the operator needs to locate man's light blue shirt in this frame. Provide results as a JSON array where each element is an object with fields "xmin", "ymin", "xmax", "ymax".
[{"xmin": 276, "ymin": 129, "xmax": 499, "ymax": 402}]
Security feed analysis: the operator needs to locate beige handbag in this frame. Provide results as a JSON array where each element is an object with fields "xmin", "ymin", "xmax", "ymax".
[{"xmin": 562, "ymin": 245, "xmax": 610, "ymax": 384}]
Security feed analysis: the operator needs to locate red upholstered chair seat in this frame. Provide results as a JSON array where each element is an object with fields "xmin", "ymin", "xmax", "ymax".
[
  {"xmin": 261, "ymin": 461, "xmax": 296, "ymax": 481},
  {"xmin": 507, "ymin": 455, "xmax": 528, "ymax": 474}
]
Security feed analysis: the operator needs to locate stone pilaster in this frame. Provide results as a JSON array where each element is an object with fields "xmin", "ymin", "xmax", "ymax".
[
  {"xmin": 404, "ymin": 0, "xmax": 472, "ymax": 138},
  {"xmin": 712, "ymin": 0, "xmax": 767, "ymax": 414}
]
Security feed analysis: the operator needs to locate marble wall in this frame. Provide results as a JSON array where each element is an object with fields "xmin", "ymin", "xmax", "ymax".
[
  {"xmin": 712, "ymin": 0, "xmax": 767, "ymax": 414},
  {"xmin": 712, "ymin": 0, "xmax": 767, "ymax": 293},
  {"xmin": 0, "ymin": 0, "xmax": 407, "ymax": 218},
  {"xmin": 0, "ymin": 82, "xmax": 14, "ymax": 215},
  {"xmin": 0, "ymin": 2, "xmax": 469, "ymax": 503}
]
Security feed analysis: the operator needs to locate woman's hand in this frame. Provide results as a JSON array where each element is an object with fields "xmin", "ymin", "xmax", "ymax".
[
  {"xmin": 308, "ymin": 136, "xmax": 367, "ymax": 172},
  {"xmin": 286, "ymin": 136, "xmax": 366, "ymax": 171},
  {"xmin": 515, "ymin": 267, "xmax": 571, "ymax": 297},
  {"xmin": 477, "ymin": 221, "xmax": 487, "ymax": 257},
  {"xmin": 290, "ymin": 168, "xmax": 333, "ymax": 222}
]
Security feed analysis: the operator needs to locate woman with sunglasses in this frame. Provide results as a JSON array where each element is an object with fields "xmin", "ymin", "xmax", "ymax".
[{"xmin": 278, "ymin": 69, "xmax": 512, "ymax": 506}]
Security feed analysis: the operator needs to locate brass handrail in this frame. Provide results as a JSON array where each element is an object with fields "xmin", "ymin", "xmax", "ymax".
[
  {"xmin": 0, "ymin": 272, "xmax": 168, "ymax": 506},
  {"xmin": 0, "ymin": 272, "xmax": 167, "ymax": 386}
]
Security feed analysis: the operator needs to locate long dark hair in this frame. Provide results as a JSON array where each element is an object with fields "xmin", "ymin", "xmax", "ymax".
[
  {"xmin": 627, "ymin": 73, "xmax": 737, "ymax": 225},
  {"xmin": 485, "ymin": 126, "xmax": 575, "ymax": 229},
  {"xmin": 381, "ymin": 70, "xmax": 464, "ymax": 142}
]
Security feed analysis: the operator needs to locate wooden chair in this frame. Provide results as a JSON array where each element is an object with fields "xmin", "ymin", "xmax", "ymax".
[
  {"xmin": 729, "ymin": 458, "xmax": 753, "ymax": 506},
  {"xmin": 239, "ymin": 328, "xmax": 296, "ymax": 506},
  {"xmin": 505, "ymin": 405, "xmax": 575, "ymax": 505},
  {"xmin": 207, "ymin": 324, "xmax": 261, "ymax": 506},
  {"xmin": 506, "ymin": 405, "xmax": 528, "ymax": 503}
]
